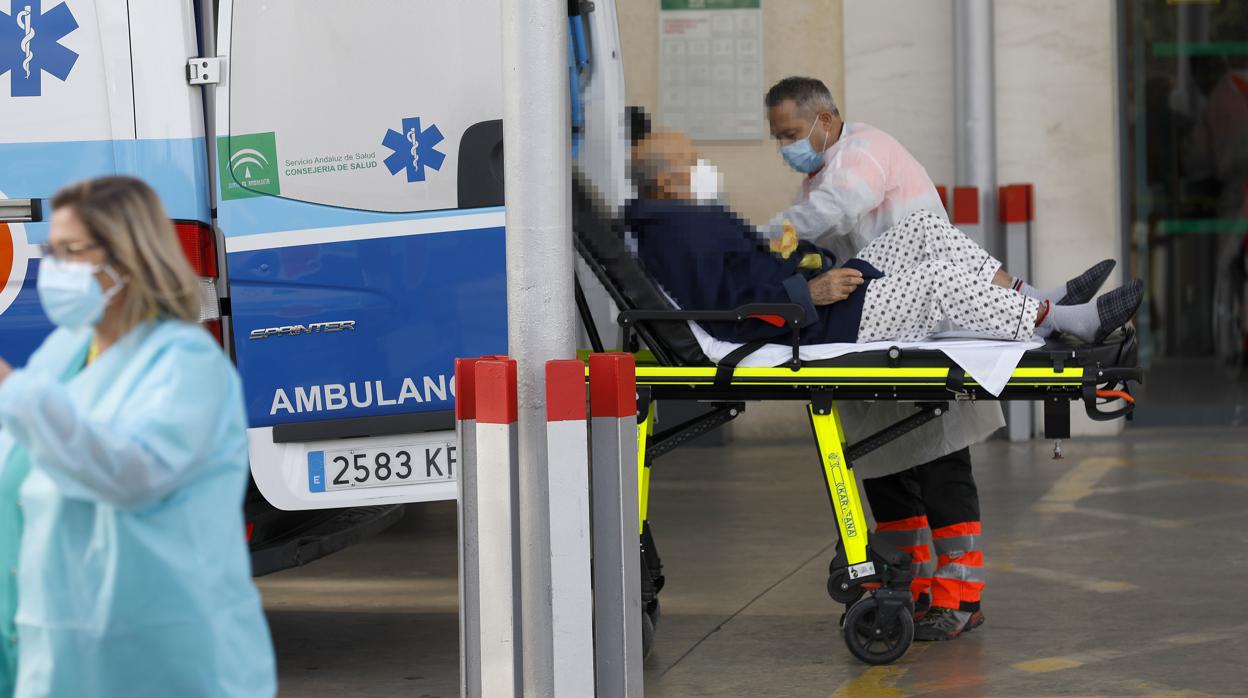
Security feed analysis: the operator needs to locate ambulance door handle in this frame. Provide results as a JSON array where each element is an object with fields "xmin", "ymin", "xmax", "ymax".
[{"xmin": 0, "ymin": 198, "xmax": 41, "ymax": 223}]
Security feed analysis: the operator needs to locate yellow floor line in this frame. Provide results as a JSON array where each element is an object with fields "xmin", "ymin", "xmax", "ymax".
[
  {"xmin": 1012, "ymin": 625, "xmax": 1248, "ymax": 675},
  {"xmin": 831, "ymin": 665, "xmax": 909, "ymax": 698},
  {"xmin": 1034, "ymin": 456, "xmax": 1127, "ymax": 512},
  {"xmin": 987, "ymin": 561, "xmax": 1138, "ymax": 593}
]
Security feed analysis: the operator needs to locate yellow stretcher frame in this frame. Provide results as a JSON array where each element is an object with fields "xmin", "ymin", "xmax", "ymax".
[{"xmin": 623, "ymin": 362, "xmax": 1094, "ymax": 570}]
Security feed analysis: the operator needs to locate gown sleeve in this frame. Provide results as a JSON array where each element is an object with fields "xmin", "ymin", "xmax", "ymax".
[{"xmin": 0, "ymin": 336, "xmax": 237, "ymax": 510}]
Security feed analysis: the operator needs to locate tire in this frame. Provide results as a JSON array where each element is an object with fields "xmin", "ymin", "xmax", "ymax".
[
  {"xmin": 642, "ymin": 611, "xmax": 656, "ymax": 659},
  {"xmin": 826, "ymin": 569, "xmax": 866, "ymax": 605},
  {"xmin": 842, "ymin": 597, "xmax": 914, "ymax": 666}
]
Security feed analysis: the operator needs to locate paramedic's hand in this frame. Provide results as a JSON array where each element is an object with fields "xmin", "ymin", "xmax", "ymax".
[
  {"xmin": 0, "ymin": 356, "xmax": 10, "ymax": 386},
  {"xmin": 808, "ymin": 268, "xmax": 864, "ymax": 305}
]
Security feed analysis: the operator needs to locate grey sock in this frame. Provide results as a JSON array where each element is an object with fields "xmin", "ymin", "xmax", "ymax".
[
  {"xmin": 1041, "ymin": 301, "xmax": 1100, "ymax": 343},
  {"xmin": 1013, "ymin": 278, "xmax": 1065, "ymax": 304}
]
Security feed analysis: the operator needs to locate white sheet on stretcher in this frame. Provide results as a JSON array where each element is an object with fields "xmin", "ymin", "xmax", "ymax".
[{"xmin": 686, "ymin": 321, "xmax": 1044, "ymax": 398}]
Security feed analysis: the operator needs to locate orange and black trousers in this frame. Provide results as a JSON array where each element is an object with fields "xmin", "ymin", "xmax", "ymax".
[{"xmin": 862, "ymin": 447, "xmax": 984, "ymax": 613}]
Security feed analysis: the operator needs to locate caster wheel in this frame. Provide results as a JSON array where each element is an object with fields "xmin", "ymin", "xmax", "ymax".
[
  {"xmin": 641, "ymin": 611, "xmax": 656, "ymax": 659},
  {"xmin": 827, "ymin": 569, "xmax": 865, "ymax": 605},
  {"xmin": 646, "ymin": 596, "xmax": 662, "ymax": 626},
  {"xmin": 842, "ymin": 597, "xmax": 913, "ymax": 665}
]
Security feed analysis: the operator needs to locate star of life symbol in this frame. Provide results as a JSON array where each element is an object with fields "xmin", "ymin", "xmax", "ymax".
[
  {"xmin": 0, "ymin": 0, "xmax": 79, "ymax": 97},
  {"xmin": 382, "ymin": 116, "xmax": 446, "ymax": 183}
]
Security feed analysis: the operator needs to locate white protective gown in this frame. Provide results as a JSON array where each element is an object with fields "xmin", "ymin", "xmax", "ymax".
[
  {"xmin": 0, "ymin": 320, "xmax": 276, "ymax": 698},
  {"xmin": 765, "ymin": 122, "xmax": 1005, "ymax": 478}
]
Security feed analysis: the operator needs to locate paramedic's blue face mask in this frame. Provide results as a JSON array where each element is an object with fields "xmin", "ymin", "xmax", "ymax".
[
  {"xmin": 37, "ymin": 257, "xmax": 125, "ymax": 329},
  {"xmin": 780, "ymin": 115, "xmax": 831, "ymax": 174}
]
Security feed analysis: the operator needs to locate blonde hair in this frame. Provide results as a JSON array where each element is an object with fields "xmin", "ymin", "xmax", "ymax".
[{"xmin": 51, "ymin": 176, "xmax": 202, "ymax": 328}]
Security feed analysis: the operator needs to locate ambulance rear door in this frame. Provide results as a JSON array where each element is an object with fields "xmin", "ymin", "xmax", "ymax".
[
  {"xmin": 0, "ymin": 0, "xmax": 212, "ymax": 363},
  {"xmin": 217, "ymin": 0, "xmax": 507, "ymax": 510}
]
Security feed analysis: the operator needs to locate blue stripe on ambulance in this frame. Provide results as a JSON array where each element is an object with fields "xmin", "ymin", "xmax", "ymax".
[{"xmin": 227, "ymin": 223, "xmax": 507, "ymax": 427}]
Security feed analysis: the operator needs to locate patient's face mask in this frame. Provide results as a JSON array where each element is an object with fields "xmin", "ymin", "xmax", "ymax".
[
  {"xmin": 780, "ymin": 116, "xmax": 830, "ymax": 174},
  {"xmin": 37, "ymin": 257, "xmax": 125, "ymax": 329},
  {"xmin": 688, "ymin": 160, "xmax": 723, "ymax": 203}
]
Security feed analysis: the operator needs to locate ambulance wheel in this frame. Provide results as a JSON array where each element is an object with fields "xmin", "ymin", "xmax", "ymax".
[
  {"xmin": 842, "ymin": 597, "xmax": 913, "ymax": 666},
  {"xmin": 642, "ymin": 611, "xmax": 656, "ymax": 659},
  {"xmin": 827, "ymin": 569, "xmax": 865, "ymax": 605}
]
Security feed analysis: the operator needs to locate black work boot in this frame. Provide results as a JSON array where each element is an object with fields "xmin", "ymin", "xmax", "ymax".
[{"xmin": 914, "ymin": 607, "xmax": 984, "ymax": 641}]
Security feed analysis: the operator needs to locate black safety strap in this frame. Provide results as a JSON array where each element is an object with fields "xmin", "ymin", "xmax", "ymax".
[
  {"xmin": 714, "ymin": 340, "xmax": 768, "ymax": 387},
  {"xmin": 944, "ymin": 367, "xmax": 967, "ymax": 396}
]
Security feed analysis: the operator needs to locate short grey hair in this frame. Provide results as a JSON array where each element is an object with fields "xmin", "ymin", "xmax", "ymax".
[
  {"xmin": 630, "ymin": 150, "xmax": 670, "ymax": 197},
  {"xmin": 764, "ymin": 76, "xmax": 839, "ymax": 120}
]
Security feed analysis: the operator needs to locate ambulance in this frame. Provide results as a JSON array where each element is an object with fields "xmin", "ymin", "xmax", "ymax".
[{"xmin": 0, "ymin": 0, "xmax": 626, "ymax": 573}]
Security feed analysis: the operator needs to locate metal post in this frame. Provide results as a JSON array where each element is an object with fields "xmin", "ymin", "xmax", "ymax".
[
  {"xmin": 544, "ymin": 360, "xmax": 595, "ymax": 695},
  {"xmin": 454, "ymin": 358, "xmax": 483, "ymax": 698},
  {"xmin": 471, "ymin": 359, "xmax": 521, "ymax": 696},
  {"xmin": 954, "ymin": 0, "xmax": 999, "ymax": 257},
  {"xmin": 1000, "ymin": 184, "xmax": 1035, "ymax": 442},
  {"xmin": 502, "ymin": 0, "xmax": 575, "ymax": 693},
  {"xmin": 590, "ymin": 353, "xmax": 643, "ymax": 698}
]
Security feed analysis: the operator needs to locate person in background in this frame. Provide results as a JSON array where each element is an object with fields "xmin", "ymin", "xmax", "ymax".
[
  {"xmin": 762, "ymin": 76, "xmax": 1115, "ymax": 641},
  {"xmin": 0, "ymin": 176, "xmax": 276, "ymax": 697}
]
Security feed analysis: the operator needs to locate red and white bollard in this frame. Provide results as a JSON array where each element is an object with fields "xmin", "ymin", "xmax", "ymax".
[
  {"xmin": 589, "ymin": 353, "xmax": 643, "ymax": 698},
  {"xmin": 544, "ymin": 360, "xmax": 595, "ymax": 696},
  {"xmin": 953, "ymin": 185, "xmax": 984, "ymax": 248},
  {"xmin": 1000, "ymin": 183, "xmax": 1036, "ymax": 441},
  {"xmin": 454, "ymin": 358, "xmax": 483, "ymax": 698},
  {"xmin": 459, "ymin": 357, "xmax": 520, "ymax": 697}
]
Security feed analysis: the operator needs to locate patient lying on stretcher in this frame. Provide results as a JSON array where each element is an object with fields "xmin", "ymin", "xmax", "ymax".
[{"xmin": 626, "ymin": 131, "xmax": 1142, "ymax": 347}]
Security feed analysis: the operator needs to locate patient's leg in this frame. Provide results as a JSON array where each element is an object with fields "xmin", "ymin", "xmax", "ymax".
[
  {"xmin": 858, "ymin": 210, "xmax": 1117, "ymax": 306},
  {"xmin": 856, "ymin": 259, "xmax": 1041, "ymax": 342},
  {"xmin": 855, "ymin": 211, "xmax": 1002, "ymax": 284}
]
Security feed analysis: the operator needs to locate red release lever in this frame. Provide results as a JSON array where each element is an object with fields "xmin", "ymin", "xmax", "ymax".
[{"xmin": 748, "ymin": 314, "xmax": 786, "ymax": 328}]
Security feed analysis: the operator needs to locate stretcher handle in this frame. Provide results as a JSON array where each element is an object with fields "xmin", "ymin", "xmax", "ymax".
[
  {"xmin": 1081, "ymin": 382, "xmax": 1136, "ymax": 421},
  {"xmin": 617, "ymin": 303, "xmax": 806, "ymax": 368}
]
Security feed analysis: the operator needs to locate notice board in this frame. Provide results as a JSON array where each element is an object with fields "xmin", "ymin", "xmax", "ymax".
[{"xmin": 658, "ymin": 0, "xmax": 765, "ymax": 141}]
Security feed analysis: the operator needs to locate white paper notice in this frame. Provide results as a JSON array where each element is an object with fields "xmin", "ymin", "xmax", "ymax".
[{"xmin": 659, "ymin": 0, "xmax": 765, "ymax": 141}]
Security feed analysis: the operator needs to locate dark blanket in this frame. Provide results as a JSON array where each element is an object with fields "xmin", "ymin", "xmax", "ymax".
[{"xmin": 625, "ymin": 199, "xmax": 882, "ymax": 345}]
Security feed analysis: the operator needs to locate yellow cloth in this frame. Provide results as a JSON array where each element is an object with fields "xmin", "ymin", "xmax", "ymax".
[{"xmin": 769, "ymin": 220, "xmax": 824, "ymax": 270}]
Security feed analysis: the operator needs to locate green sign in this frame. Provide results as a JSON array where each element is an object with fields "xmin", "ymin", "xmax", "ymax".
[
  {"xmin": 218, "ymin": 132, "xmax": 281, "ymax": 200},
  {"xmin": 661, "ymin": 0, "xmax": 760, "ymax": 10}
]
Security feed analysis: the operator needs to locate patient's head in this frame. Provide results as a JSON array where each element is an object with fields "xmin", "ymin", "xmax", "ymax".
[{"xmin": 631, "ymin": 131, "xmax": 700, "ymax": 201}]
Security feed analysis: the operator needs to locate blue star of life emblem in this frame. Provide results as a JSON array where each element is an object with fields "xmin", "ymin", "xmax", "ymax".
[
  {"xmin": 0, "ymin": 0, "xmax": 79, "ymax": 97},
  {"xmin": 382, "ymin": 116, "xmax": 446, "ymax": 183}
]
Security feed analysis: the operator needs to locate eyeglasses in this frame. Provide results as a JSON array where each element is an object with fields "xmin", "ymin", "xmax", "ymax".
[{"xmin": 39, "ymin": 241, "xmax": 105, "ymax": 261}]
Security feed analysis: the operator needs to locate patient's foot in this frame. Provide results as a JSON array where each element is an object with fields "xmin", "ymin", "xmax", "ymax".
[
  {"xmin": 1011, "ymin": 259, "xmax": 1115, "ymax": 306},
  {"xmin": 1039, "ymin": 279, "xmax": 1143, "ymax": 343},
  {"xmin": 1058, "ymin": 259, "xmax": 1117, "ymax": 305}
]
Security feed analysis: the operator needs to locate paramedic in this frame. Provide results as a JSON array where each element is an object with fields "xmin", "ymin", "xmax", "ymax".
[
  {"xmin": 763, "ymin": 75, "xmax": 1004, "ymax": 640},
  {"xmin": 0, "ymin": 176, "xmax": 276, "ymax": 697}
]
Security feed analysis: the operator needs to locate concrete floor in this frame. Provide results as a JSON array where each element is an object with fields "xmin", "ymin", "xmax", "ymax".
[{"xmin": 257, "ymin": 426, "xmax": 1248, "ymax": 697}]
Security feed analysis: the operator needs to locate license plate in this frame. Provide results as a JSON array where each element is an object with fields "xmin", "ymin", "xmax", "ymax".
[{"xmin": 307, "ymin": 442, "xmax": 456, "ymax": 492}]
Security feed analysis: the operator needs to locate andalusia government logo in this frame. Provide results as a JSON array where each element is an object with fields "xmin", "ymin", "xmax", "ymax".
[
  {"xmin": 218, "ymin": 132, "xmax": 282, "ymax": 201},
  {"xmin": 0, "ymin": 0, "xmax": 79, "ymax": 97},
  {"xmin": 0, "ymin": 214, "xmax": 31, "ymax": 317}
]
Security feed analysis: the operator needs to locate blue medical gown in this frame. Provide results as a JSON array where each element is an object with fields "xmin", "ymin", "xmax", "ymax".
[{"xmin": 0, "ymin": 320, "xmax": 276, "ymax": 698}]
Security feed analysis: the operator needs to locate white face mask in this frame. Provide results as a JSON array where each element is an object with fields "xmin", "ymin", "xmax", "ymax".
[{"xmin": 688, "ymin": 159, "xmax": 723, "ymax": 203}]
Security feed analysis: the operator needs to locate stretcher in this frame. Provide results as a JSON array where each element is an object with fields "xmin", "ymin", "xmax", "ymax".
[{"xmin": 571, "ymin": 179, "xmax": 1143, "ymax": 665}]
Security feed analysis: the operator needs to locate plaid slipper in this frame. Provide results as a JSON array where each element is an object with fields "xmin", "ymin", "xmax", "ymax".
[{"xmin": 1059, "ymin": 259, "xmax": 1116, "ymax": 306}]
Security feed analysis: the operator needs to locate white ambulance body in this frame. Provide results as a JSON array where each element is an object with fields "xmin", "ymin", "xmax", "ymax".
[{"xmin": 0, "ymin": 0, "xmax": 626, "ymax": 570}]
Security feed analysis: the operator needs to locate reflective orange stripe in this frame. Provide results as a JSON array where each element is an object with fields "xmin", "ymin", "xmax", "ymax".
[
  {"xmin": 876, "ymin": 515, "xmax": 930, "ymax": 532},
  {"xmin": 937, "ymin": 550, "xmax": 984, "ymax": 569},
  {"xmin": 900, "ymin": 544, "xmax": 932, "ymax": 563},
  {"xmin": 931, "ymin": 521, "xmax": 981, "ymax": 538},
  {"xmin": 931, "ymin": 578, "xmax": 984, "ymax": 608}
]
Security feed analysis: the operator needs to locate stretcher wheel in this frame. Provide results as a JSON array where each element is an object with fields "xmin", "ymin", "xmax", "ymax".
[
  {"xmin": 826, "ymin": 569, "xmax": 865, "ymax": 605},
  {"xmin": 842, "ymin": 597, "xmax": 913, "ymax": 665}
]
